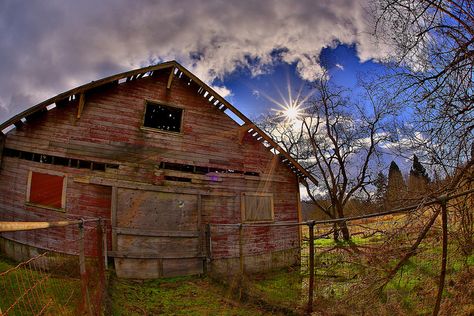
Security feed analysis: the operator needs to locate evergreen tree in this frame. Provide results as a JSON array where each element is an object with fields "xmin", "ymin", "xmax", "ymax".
[
  {"xmin": 408, "ymin": 154, "xmax": 430, "ymax": 195},
  {"xmin": 386, "ymin": 161, "xmax": 406, "ymax": 207},
  {"xmin": 410, "ymin": 155, "xmax": 430, "ymax": 182},
  {"xmin": 373, "ymin": 172, "xmax": 388, "ymax": 208}
]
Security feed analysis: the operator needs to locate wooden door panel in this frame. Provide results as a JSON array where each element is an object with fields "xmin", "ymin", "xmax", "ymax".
[
  {"xmin": 117, "ymin": 235, "xmax": 200, "ymax": 257},
  {"xmin": 114, "ymin": 188, "xmax": 203, "ymax": 278},
  {"xmin": 116, "ymin": 189, "xmax": 198, "ymax": 231}
]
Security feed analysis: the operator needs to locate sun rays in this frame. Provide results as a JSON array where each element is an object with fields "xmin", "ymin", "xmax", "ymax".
[{"xmin": 258, "ymin": 76, "xmax": 313, "ymax": 123}]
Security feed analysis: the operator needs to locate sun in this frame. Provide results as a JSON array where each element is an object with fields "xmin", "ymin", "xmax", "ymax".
[
  {"xmin": 254, "ymin": 74, "xmax": 313, "ymax": 123},
  {"xmin": 281, "ymin": 102, "xmax": 304, "ymax": 121}
]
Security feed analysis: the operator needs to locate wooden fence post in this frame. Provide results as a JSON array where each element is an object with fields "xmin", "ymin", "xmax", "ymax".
[
  {"xmin": 239, "ymin": 224, "xmax": 244, "ymax": 276},
  {"xmin": 433, "ymin": 199, "xmax": 448, "ymax": 316},
  {"xmin": 79, "ymin": 220, "xmax": 93, "ymax": 315},
  {"xmin": 307, "ymin": 220, "xmax": 315, "ymax": 314},
  {"xmin": 101, "ymin": 219, "xmax": 108, "ymax": 270},
  {"xmin": 204, "ymin": 224, "xmax": 211, "ymax": 274}
]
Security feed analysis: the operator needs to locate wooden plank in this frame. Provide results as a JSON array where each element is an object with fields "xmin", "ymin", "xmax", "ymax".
[
  {"xmin": 78, "ymin": 176, "xmax": 236, "ymax": 196},
  {"xmin": 109, "ymin": 251, "xmax": 205, "ymax": 259},
  {"xmin": 0, "ymin": 220, "xmax": 81, "ymax": 232},
  {"xmin": 116, "ymin": 189, "xmax": 198, "ymax": 231},
  {"xmin": 197, "ymin": 194, "xmax": 203, "ymax": 256},
  {"xmin": 114, "ymin": 227, "xmax": 199, "ymax": 238},
  {"xmin": 167, "ymin": 66, "xmax": 175, "ymax": 89},
  {"xmin": 111, "ymin": 186, "xmax": 118, "ymax": 251},
  {"xmin": 162, "ymin": 258, "xmax": 203, "ymax": 277},
  {"xmin": 296, "ymin": 179, "xmax": 303, "ymax": 247},
  {"xmin": 114, "ymin": 258, "xmax": 161, "ymax": 279},
  {"xmin": 76, "ymin": 93, "xmax": 85, "ymax": 119},
  {"xmin": 13, "ymin": 120, "xmax": 24, "ymax": 129},
  {"xmin": 116, "ymin": 235, "xmax": 200, "ymax": 257},
  {"xmin": 0, "ymin": 132, "xmax": 4, "ymax": 167}
]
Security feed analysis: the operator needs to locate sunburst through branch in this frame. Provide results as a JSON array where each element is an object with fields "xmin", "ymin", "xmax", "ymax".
[{"xmin": 258, "ymin": 76, "xmax": 313, "ymax": 122}]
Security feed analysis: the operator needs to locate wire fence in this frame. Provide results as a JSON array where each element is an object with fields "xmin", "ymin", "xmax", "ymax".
[
  {"xmin": 0, "ymin": 219, "xmax": 107, "ymax": 315},
  {"xmin": 209, "ymin": 188, "xmax": 473, "ymax": 315},
  {"xmin": 0, "ymin": 188, "xmax": 471, "ymax": 315}
]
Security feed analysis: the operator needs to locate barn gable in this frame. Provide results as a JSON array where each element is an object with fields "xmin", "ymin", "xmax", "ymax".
[
  {"xmin": 0, "ymin": 61, "xmax": 313, "ymax": 278},
  {"xmin": 0, "ymin": 61, "xmax": 317, "ymax": 186}
]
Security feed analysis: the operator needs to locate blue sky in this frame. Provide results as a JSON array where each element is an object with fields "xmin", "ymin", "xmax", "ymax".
[{"xmin": 220, "ymin": 44, "xmax": 387, "ymax": 119}]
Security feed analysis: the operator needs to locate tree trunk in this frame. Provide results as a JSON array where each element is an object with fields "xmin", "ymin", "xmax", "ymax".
[
  {"xmin": 335, "ymin": 204, "xmax": 351, "ymax": 241},
  {"xmin": 333, "ymin": 223, "xmax": 340, "ymax": 241},
  {"xmin": 339, "ymin": 221, "xmax": 351, "ymax": 241}
]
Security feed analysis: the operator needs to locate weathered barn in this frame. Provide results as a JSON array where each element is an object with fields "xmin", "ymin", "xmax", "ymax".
[{"xmin": 0, "ymin": 61, "xmax": 317, "ymax": 278}]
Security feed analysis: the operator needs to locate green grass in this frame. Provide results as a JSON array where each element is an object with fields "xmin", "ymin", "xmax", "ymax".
[
  {"xmin": 249, "ymin": 236, "xmax": 474, "ymax": 315},
  {"xmin": 107, "ymin": 274, "xmax": 273, "ymax": 315},
  {"xmin": 0, "ymin": 255, "xmax": 82, "ymax": 315},
  {"xmin": 313, "ymin": 234, "xmax": 383, "ymax": 247},
  {"xmin": 249, "ymin": 268, "xmax": 303, "ymax": 310}
]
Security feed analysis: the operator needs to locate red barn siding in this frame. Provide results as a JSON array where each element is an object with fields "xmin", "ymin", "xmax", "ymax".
[{"xmin": 0, "ymin": 67, "xmax": 302, "ymax": 275}]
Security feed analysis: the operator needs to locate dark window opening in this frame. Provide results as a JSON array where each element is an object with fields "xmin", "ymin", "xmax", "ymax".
[
  {"xmin": 159, "ymin": 161, "xmax": 259, "ymax": 177},
  {"xmin": 194, "ymin": 166, "xmax": 209, "ymax": 174},
  {"xmin": 70, "ymin": 159, "xmax": 80, "ymax": 168},
  {"xmin": 144, "ymin": 102, "xmax": 183, "ymax": 132},
  {"xmin": 92, "ymin": 163, "xmax": 106, "ymax": 171},
  {"xmin": 39, "ymin": 154, "xmax": 52, "ymax": 164},
  {"xmin": 53, "ymin": 157, "xmax": 69, "ymax": 166},
  {"xmin": 31, "ymin": 153, "xmax": 41, "ymax": 163},
  {"xmin": 3, "ymin": 147, "xmax": 119, "ymax": 171},
  {"xmin": 79, "ymin": 160, "xmax": 91, "ymax": 169},
  {"xmin": 244, "ymin": 171, "xmax": 260, "ymax": 176},
  {"xmin": 164, "ymin": 175, "xmax": 192, "ymax": 182}
]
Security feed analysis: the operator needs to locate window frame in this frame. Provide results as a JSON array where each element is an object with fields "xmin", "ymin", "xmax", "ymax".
[
  {"xmin": 241, "ymin": 192, "xmax": 274, "ymax": 223},
  {"xmin": 26, "ymin": 169, "xmax": 67, "ymax": 212},
  {"xmin": 141, "ymin": 100, "xmax": 185, "ymax": 134}
]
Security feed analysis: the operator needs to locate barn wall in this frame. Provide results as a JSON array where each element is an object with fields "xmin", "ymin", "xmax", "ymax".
[
  {"xmin": 0, "ymin": 158, "xmax": 111, "ymax": 256},
  {"xmin": 0, "ymin": 69, "xmax": 300, "ymax": 274}
]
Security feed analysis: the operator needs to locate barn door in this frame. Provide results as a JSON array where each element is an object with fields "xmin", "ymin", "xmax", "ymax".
[{"xmin": 113, "ymin": 188, "xmax": 203, "ymax": 278}]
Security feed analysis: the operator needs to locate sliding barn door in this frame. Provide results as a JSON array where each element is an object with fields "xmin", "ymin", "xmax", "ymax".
[{"xmin": 113, "ymin": 189, "xmax": 203, "ymax": 278}]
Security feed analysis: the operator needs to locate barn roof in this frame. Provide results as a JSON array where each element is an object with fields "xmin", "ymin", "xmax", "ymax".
[{"xmin": 0, "ymin": 61, "xmax": 318, "ymax": 185}]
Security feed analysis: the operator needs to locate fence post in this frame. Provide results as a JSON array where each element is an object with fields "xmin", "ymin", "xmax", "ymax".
[
  {"xmin": 433, "ymin": 199, "xmax": 448, "ymax": 316},
  {"xmin": 79, "ymin": 220, "xmax": 93, "ymax": 316},
  {"xmin": 204, "ymin": 224, "xmax": 211, "ymax": 274},
  {"xmin": 307, "ymin": 220, "xmax": 315, "ymax": 314},
  {"xmin": 101, "ymin": 219, "xmax": 108, "ymax": 270},
  {"xmin": 98, "ymin": 219, "xmax": 107, "ymax": 304},
  {"xmin": 239, "ymin": 224, "xmax": 244, "ymax": 276}
]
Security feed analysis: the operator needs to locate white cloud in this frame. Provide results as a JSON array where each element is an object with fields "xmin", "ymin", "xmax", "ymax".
[
  {"xmin": 0, "ymin": 0, "xmax": 390, "ymax": 123},
  {"xmin": 211, "ymin": 85, "xmax": 232, "ymax": 98},
  {"xmin": 335, "ymin": 63, "xmax": 344, "ymax": 70}
]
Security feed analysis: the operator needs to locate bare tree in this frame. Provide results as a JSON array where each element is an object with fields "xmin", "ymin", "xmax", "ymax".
[
  {"xmin": 371, "ymin": 0, "xmax": 473, "ymax": 175},
  {"xmin": 260, "ymin": 76, "xmax": 397, "ymax": 241}
]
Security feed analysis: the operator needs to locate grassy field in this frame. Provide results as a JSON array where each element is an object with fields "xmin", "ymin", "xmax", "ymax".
[
  {"xmin": 1, "ymin": 207, "xmax": 472, "ymax": 315},
  {"xmin": 106, "ymin": 274, "xmax": 279, "ymax": 315},
  {"xmin": 1, "ymin": 246, "xmax": 472, "ymax": 315},
  {"xmin": 0, "ymin": 255, "xmax": 82, "ymax": 315},
  {"xmin": 246, "ymin": 236, "xmax": 474, "ymax": 315}
]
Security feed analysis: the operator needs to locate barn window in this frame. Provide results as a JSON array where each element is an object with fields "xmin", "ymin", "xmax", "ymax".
[
  {"xmin": 143, "ymin": 102, "xmax": 183, "ymax": 133},
  {"xmin": 241, "ymin": 193, "xmax": 274, "ymax": 222},
  {"xmin": 27, "ymin": 171, "xmax": 66, "ymax": 210}
]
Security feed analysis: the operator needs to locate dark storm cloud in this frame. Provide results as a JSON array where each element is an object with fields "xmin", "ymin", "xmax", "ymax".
[{"xmin": 0, "ymin": 0, "xmax": 388, "ymax": 123}]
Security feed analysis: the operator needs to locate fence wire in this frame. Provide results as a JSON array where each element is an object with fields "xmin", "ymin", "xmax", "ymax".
[
  {"xmin": 0, "ymin": 219, "xmax": 106, "ymax": 316},
  {"xmin": 209, "ymin": 189, "xmax": 473, "ymax": 315}
]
